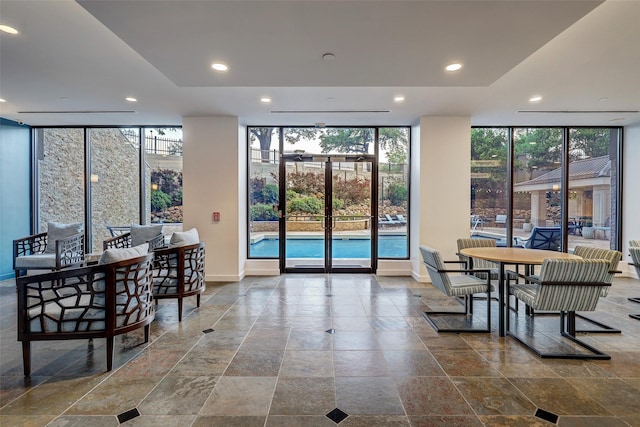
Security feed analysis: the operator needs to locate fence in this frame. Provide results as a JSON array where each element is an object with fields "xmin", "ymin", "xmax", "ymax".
[{"xmin": 121, "ymin": 129, "xmax": 183, "ymax": 156}]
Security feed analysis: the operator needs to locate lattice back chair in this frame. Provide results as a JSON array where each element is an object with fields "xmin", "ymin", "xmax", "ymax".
[
  {"xmin": 514, "ymin": 226, "xmax": 561, "ymax": 251},
  {"xmin": 13, "ymin": 222, "xmax": 85, "ymax": 278},
  {"xmin": 629, "ymin": 245, "xmax": 640, "ymax": 321},
  {"xmin": 17, "ymin": 253, "xmax": 155, "ymax": 376},
  {"xmin": 103, "ymin": 224, "xmax": 165, "ymax": 251},
  {"xmin": 152, "ymin": 242, "xmax": 206, "ymax": 321},
  {"xmin": 419, "ymin": 245, "xmax": 493, "ymax": 333},
  {"xmin": 507, "ymin": 258, "xmax": 611, "ymax": 359}
]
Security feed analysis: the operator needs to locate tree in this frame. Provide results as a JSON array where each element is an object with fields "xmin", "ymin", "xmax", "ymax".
[
  {"xmin": 316, "ymin": 128, "xmax": 409, "ymax": 164},
  {"xmin": 249, "ymin": 127, "xmax": 318, "ymax": 162}
]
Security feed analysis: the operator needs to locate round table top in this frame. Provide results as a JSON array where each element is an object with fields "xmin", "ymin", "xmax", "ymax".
[{"xmin": 459, "ymin": 247, "xmax": 582, "ymax": 265}]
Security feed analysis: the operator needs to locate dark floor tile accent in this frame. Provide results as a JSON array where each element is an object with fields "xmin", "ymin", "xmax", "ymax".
[
  {"xmin": 117, "ymin": 407, "xmax": 140, "ymax": 423},
  {"xmin": 326, "ymin": 408, "xmax": 349, "ymax": 424},
  {"xmin": 326, "ymin": 329, "xmax": 336, "ymax": 334},
  {"xmin": 202, "ymin": 328, "xmax": 215, "ymax": 334},
  {"xmin": 535, "ymin": 408, "xmax": 559, "ymax": 424}
]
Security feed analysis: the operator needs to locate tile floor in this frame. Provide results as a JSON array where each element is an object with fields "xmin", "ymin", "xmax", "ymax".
[{"xmin": 1, "ymin": 274, "xmax": 639, "ymax": 427}]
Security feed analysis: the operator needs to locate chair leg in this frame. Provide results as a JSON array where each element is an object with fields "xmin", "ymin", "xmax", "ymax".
[
  {"xmin": 423, "ymin": 292, "xmax": 491, "ymax": 334},
  {"xmin": 144, "ymin": 324, "xmax": 150, "ymax": 343},
  {"xmin": 178, "ymin": 298, "xmax": 183, "ymax": 322},
  {"xmin": 196, "ymin": 293, "xmax": 201, "ymax": 308},
  {"xmin": 507, "ymin": 309, "xmax": 610, "ymax": 360},
  {"xmin": 22, "ymin": 341, "xmax": 31, "ymax": 377},
  {"xmin": 106, "ymin": 336, "xmax": 114, "ymax": 371}
]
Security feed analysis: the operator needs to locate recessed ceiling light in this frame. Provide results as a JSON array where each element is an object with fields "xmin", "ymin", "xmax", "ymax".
[
  {"xmin": 327, "ymin": 97, "xmax": 335, "ymax": 101},
  {"xmin": 0, "ymin": 98, "xmax": 6, "ymax": 103},
  {"xmin": 322, "ymin": 53, "xmax": 336, "ymax": 61},
  {"xmin": 599, "ymin": 97, "xmax": 609, "ymax": 102},
  {"xmin": 529, "ymin": 95, "xmax": 543, "ymax": 103},
  {"xmin": 125, "ymin": 97, "xmax": 137, "ymax": 102},
  {"xmin": 60, "ymin": 97, "xmax": 70, "ymax": 101},
  {"xmin": 260, "ymin": 97, "xmax": 272, "ymax": 104},
  {"xmin": 394, "ymin": 96, "xmax": 405, "ymax": 102},
  {"xmin": 211, "ymin": 62, "xmax": 228, "ymax": 72},
  {"xmin": 445, "ymin": 63, "xmax": 463, "ymax": 72},
  {"xmin": 0, "ymin": 25, "xmax": 18, "ymax": 35}
]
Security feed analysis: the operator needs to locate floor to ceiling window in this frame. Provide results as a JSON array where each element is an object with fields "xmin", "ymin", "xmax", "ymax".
[
  {"xmin": 33, "ymin": 126, "xmax": 181, "ymax": 253},
  {"xmin": 36, "ymin": 128, "xmax": 86, "ymax": 235},
  {"xmin": 144, "ymin": 127, "xmax": 183, "ymax": 240},
  {"xmin": 90, "ymin": 128, "xmax": 140, "ymax": 253},
  {"xmin": 247, "ymin": 126, "xmax": 410, "ymax": 271},
  {"xmin": 470, "ymin": 126, "xmax": 621, "ymax": 251}
]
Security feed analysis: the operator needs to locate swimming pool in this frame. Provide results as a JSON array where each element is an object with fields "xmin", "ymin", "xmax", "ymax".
[{"xmin": 250, "ymin": 235, "xmax": 408, "ymax": 258}]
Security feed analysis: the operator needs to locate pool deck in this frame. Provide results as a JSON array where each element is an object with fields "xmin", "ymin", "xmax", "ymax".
[{"xmin": 251, "ymin": 225, "xmax": 611, "ymax": 250}]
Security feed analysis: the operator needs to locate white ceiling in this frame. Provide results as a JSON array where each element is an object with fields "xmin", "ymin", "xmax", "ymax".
[{"xmin": 1, "ymin": 0, "xmax": 639, "ymax": 128}]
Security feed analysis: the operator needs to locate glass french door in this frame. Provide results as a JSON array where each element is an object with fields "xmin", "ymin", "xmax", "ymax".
[{"xmin": 280, "ymin": 154, "xmax": 376, "ymax": 273}]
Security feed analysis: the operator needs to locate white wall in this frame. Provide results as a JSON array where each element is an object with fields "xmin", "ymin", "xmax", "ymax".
[
  {"xmin": 413, "ymin": 116, "xmax": 471, "ymax": 281},
  {"xmin": 623, "ymin": 124, "xmax": 640, "ymax": 279},
  {"xmin": 183, "ymin": 116, "xmax": 243, "ymax": 281}
]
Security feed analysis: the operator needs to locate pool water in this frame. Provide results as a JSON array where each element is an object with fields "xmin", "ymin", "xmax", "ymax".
[{"xmin": 250, "ymin": 235, "xmax": 408, "ymax": 258}]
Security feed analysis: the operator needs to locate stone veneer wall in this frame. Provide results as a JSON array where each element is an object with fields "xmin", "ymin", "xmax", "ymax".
[{"xmin": 38, "ymin": 128, "xmax": 143, "ymax": 253}]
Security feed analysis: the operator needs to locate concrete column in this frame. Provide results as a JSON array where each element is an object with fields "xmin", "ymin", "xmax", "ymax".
[
  {"xmin": 183, "ymin": 116, "xmax": 244, "ymax": 281},
  {"xmin": 414, "ymin": 116, "xmax": 470, "ymax": 281}
]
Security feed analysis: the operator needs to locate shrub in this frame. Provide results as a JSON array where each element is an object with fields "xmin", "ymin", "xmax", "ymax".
[
  {"xmin": 387, "ymin": 183, "xmax": 408, "ymax": 206},
  {"xmin": 262, "ymin": 184, "xmax": 279, "ymax": 205},
  {"xmin": 250, "ymin": 203, "xmax": 279, "ymax": 221},
  {"xmin": 332, "ymin": 198, "xmax": 345, "ymax": 210},
  {"xmin": 151, "ymin": 190, "xmax": 172, "ymax": 212},
  {"xmin": 288, "ymin": 196, "xmax": 323, "ymax": 214}
]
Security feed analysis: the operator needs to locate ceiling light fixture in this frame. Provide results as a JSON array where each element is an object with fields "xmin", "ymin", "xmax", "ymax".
[
  {"xmin": 529, "ymin": 95, "xmax": 543, "ymax": 103},
  {"xmin": 322, "ymin": 53, "xmax": 336, "ymax": 61},
  {"xmin": 0, "ymin": 98, "xmax": 6, "ymax": 103},
  {"xmin": 126, "ymin": 97, "xmax": 137, "ymax": 102},
  {"xmin": 394, "ymin": 96, "xmax": 405, "ymax": 102},
  {"xmin": 445, "ymin": 63, "xmax": 462, "ymax": 72},
  {"xmin": 0, "ymin": 25, "xmax": 18, "ymax": 35},
  {"xmin": 211, "ymin": 62, "xmax": 228, "ymax": 71},
  {"xmin": 260, "ymin": 97, "xmax": 272, "ymax": 104}
]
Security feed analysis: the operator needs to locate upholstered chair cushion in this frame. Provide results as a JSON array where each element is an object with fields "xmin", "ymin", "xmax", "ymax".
[
  {"xmin": 45, "ymin": 221, "xmax": 83, "ymax": 253},
  {"xmin": 169, "ymin": 228, "xmax": 200, "ymax": 248},
  {"xmin": 14, "ymin": 253, "xmax": 57, "ymax": 269},
  {"xmin": 130, "ymin": 224, "xmax": 163, "ymax": 247},
  {"xmin": 99, "ymin": 243, "xmax": 149, "ymax": 265}
]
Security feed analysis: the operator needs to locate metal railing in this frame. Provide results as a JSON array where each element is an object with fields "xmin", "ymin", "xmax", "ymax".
[{"xmin": 121, "ymin": 129, "xmax": 183, "ymax": 156}]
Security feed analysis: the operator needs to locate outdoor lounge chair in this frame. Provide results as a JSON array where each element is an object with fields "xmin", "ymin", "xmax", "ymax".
[
  {"xmin": 507, "ymin": 258, "xmax": 611, "ymax": 359},
  {"xmin": 419, "ymin": 245, "xmax": 493, "ymax": 333},
  {"xmin": 13, "ymin": 222, "xmax": 85, "ymax": 278},
  {"xmin": 514, "ymin": 226, "xmax": 561, "ymax": 251},
  {"xmin": 394, "ymin": 214, "xmax": 407, "ymax": 225}
]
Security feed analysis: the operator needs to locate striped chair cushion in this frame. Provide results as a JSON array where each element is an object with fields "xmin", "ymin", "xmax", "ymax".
[
  {"xmin": 630, "ymin": 247, "xmax": 640, "ymax": 277},
  {"xmin": 420, "ymin": 245, "xmax": 493, "ymax": 297},
  {"xmin": 530, "ymin": 259, "xmax": 609, "ymax": 312},
  {"xmin": 457, "ymin": 238, "xmax": 499, "ymax": 273},
  {"xmin": 573, "ymin": 246, "xmax": 622, "ymax": 296}
]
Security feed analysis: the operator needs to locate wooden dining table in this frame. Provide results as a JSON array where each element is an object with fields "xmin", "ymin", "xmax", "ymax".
[{"xmin": 459, "ymin": 247, "xmax": 582, "ymax": 336}]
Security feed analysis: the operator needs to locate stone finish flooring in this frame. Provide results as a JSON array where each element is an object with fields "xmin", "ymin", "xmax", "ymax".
[{"xmin": 1, "ymin": 274, "xmax": 639, "ymax": 426}]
